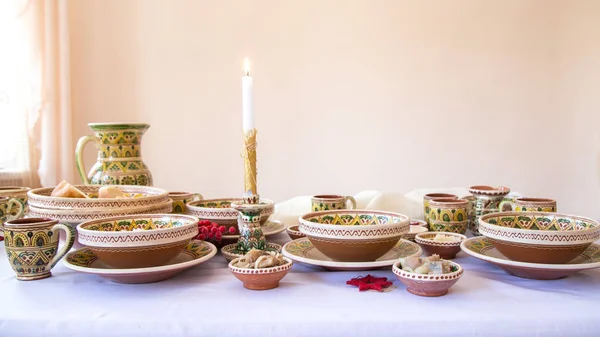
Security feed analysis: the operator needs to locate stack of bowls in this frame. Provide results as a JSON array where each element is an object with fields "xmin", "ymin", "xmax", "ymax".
[
  {"xmin": 27, "ymin": 185, "xmax": 173, "ymax": 247},
  {"xmin": 476, "ymin": 212, "xmax": 600, "ymax": 264},
  {"xmin": 298, "ymin": 210, "xmax": 410, "ymax": 262}
]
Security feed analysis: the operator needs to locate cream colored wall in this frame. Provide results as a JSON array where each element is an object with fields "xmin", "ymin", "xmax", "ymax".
[{"xmin": 69, "ymin": 0, "xmax": 600, "ymax": 219}]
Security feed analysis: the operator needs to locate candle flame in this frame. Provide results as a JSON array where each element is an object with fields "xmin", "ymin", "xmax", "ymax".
[{"xmin": 244, "ymin": 57, "xmax": 250, "ymax": 76}]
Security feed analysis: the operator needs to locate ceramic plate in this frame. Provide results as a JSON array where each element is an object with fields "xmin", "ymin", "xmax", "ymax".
[
  {"xmin": 222, "ymin": 220, "xmax": 286, "ymax": 240},
  {"xmin": 282, "ymin": 238, "xmax": 422, "ymax": 271},
  {"xmin": 63, "ymin": 240, "xmax": 217, "ymax": 284},
  {"xmin": 460, "ymin": 237, "xmax": 600, "ymax": 280}
]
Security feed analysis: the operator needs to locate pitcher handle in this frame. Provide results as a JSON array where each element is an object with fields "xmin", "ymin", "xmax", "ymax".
[
  {"xmin": 5, "ymin": 198, "xmax": 24, "ymax": 220},
  {"xmin": 75, "ymin": 135, "xmax": 98, "ymax": 185},
  {"xmin": 193, "ymin": 193, "xmax": 204, "ymax": 202},
  {"xmin": 47, "ymin": 223, "xmax": 75, "ymax": 270},
  {"xmin": 345, "ymin": 196, "xmax": 357, "ymax": 210}
]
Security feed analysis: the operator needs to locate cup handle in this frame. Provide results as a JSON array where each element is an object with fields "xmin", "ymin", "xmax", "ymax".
[
  {"xmin": 192, "ymin": 193, "xmax": 204, "ymax": 202},
  {"xmin": 5, "ymin": 198, "xmax": 24, "ymax": 220},
  {"xmin": 47, "ymin": 223, "xmax": 76, "ymax": 270},
  {"xmin": 75, "ymin": 135, "xmax": 98, "ymax": 185},
  {"xmin": 498, "ymin": 200, "xmax": 514, "ymax": 212},
  {"xmin": 345, "ymin": 196, "xmax": 357, "ymax": 209}
]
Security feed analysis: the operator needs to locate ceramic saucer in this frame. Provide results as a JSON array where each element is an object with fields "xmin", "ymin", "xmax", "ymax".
[
  {"xmin": 221, "ymin": 242, "xmax": 283, "ymax": 261},
  {"xmin": 460, "ymin": 237, "xmax": 600, "ymax": 280},
  {"xmin": 282, "ymin": 238, "xmax": 422, "ymax": 271},
  {"xmin": 221, "ymin": 220, "xmax": 287, "ymax": 240},
  {"xmin": 63, "ymin": 240, "xmax": 217, "ymax": 284}
]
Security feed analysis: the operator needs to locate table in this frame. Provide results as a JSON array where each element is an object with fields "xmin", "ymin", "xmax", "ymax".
[{"xmin": 1, "ymin": 233, "xmax": 599, "ymax": 337}]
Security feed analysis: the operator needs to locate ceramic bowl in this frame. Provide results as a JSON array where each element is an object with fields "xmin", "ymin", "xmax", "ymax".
[
  {"xmin": 410, "ymin": 219, "xmax": 428, "ymax": 229},
  {"xmin": 228, "ymin": 257, "xmax": 293, "ymax": 290},
  {"xmin": 415, "ymin": 232, "xmax": 467, "ymax": 259},
  {"xmin": 402, "ymin": 226, "xmax": 429, "ymax": 242},
  {"xmin": 392, "ymin": 259, "xmax": 463, "ymax": 297},
  {"xmin": 478, "ymin": 211, "xmax": 600, "ymax": 264},
  {"xmin": 185, "ymin": 198, "xmax": 274, "ymax": 235},
  {"xmin": 298, "ymin": 210, "xmax": 410, "ymax": 262},
  {"xmin": 77, "ymin": 214, "xmax": 199, "ymax": 269},
  {"xmin": 286, "ymin": 225, "xmax": 304, "ymax": 240}
]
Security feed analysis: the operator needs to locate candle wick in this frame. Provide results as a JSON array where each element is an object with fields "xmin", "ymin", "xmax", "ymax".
[{"xmin": 245, "ymin": 70, "xmax": 250, "ymax": 76}]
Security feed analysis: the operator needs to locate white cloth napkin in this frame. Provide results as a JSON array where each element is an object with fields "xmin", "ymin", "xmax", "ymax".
[{"xmin": 271, "ymin": 188, "xmax": 522, "ymax": 225}]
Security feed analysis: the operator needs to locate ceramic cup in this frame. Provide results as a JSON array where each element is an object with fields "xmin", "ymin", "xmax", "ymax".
[
  {"xmin": 0, "ymin": 186, "xmax": 30, "ymax": 215},
  {"xmin": 0, "ymin": 196, "xmax": 25, "ymax": 233},
  {"xmin": 3, "ymin": 218, "xmax": 75, "ymax": 280},
  {"xmin": 311, "ymin": 195, "xmax": 356, "ymax": 212},
  {"xmin": 428, "ymin": 199, "xmax": 469, "ymax": 234},
  {"xmin": 168, "ymin": 192, "xmax": 204, "ymax": 214},
  {"xmin": 498, "ymin": 198, "xmax": 557, "ymax": 213},
  {"xmin": 423, "ymin": 193, "xmax": 458, "ymax": 224}
]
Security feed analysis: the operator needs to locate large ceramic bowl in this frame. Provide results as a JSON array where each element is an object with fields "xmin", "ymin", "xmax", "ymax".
[
  {"xmin": 392, "ymin": 260, "xmax": 463, "ymax": 297},
  {"xmin": 77, "ymin": 214, "xmax": 199, "ymax": 269},
  {"xmin": 298, "ymin": 210, "xmax": 410, "ymax": 262},
  {"xmin": 478, "ymin": 211, "xmax": 600, "ymax": 264},
  {"xmin": 185, "ymin": 198, "xmax": 274, "ymax": 235}
]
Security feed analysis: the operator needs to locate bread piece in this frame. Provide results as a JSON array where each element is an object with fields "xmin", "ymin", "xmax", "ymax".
[
  {"xmin": 98, "ymin": 186, "xmax": 126, "ymax": 199},
  {"xmin": 50, "ymin": 180, "xmax": 89, "ymax": 198}
]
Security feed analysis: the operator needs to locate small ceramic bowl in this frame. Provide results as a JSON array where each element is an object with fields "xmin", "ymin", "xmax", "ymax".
[
  {"xmin": 77, "ymin": 214, "xmax": 199, "ymax": 269},
  {"xmin": 228, "ymin": 257, "xmax": 293, "ymax": 290},
  {"xmin": 478, "ymin": 211, "xmax": 600, "ymax": 264},
  {"xmin": 410, "ymin": 219, "xmax": 428, "ymax": 229},
  {"xmin": 299, "ymin": 210, "xmax": 410, "ymax": 262},
  {"xmin": 186, "ymin": 198, "xmax": 274, "ymax": 235},
  {"xmin": 286, "ymin": 225, "xmax": 304, "ymax": 240},
  {"xmin": 415, "ymin": 232, "xmax": 466, "ymax": 259},
  {"xmin": 402, "ymin": 226, "xmax": 429, "ymax": 242},
  {"xmin": 392, "ymin": 260, "xmax": 463, "ymax": 297}
]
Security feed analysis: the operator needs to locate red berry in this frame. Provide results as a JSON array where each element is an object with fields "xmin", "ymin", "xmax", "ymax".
[
  {"xmin": 218, "ymin": 226, "xmax": 226, "ymax": 233},
  {"xmin": 200, "ymin": 220, "xmax": 211, "ymax": 226},
  {"xmin": 215, "ymin": 232, "xmax": 222, "ymax": 240},
  {"xmin": 198, "ymin": 234, "xmax": 206, "ymax": 240},
  {"xmin": 201, "ymin": 227, "xmax": 208, "ymax": 234},
  {"xmin": 211, "ymin": 227, "xmax": 218, "ymax": 234},
  {"xmin": 228, "ymin": 227, "xmax": 236, "ymax": 234},
  {"xmin": 212, "ymin": 222, "xmax": 218, "ymax": 228}
]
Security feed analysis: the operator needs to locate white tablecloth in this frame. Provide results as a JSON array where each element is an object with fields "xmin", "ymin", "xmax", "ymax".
[
  {"xmin": 2, "ymin": 190, "xmax": 599, "ymax": 337},
  {"xmin": 1, "ymin": 231, "xmax": 600, "ymax": 337}
]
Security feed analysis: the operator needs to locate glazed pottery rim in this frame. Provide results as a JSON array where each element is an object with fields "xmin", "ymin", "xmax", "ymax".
[
  {"xmin": 392, "ymin": 259, "xmax": 463, "ymax": 280},
  {"xmin": 468, "ymin": 185, "xmax": 511, "ymax": 195},
  {"xmin": 287, "ymin": 225, "xmax": 302, "ymax": 235},
  {"xmin": 4, "ymin": 217, "xmax": 57, "ymax": 228},
  {"xmin": 27, "ymin": 185, "xmax": 169, "ymax": 203},
  {"xmin": 187, "ymin": 198, "xmax": 274, "ymax": 209},
  {"xmin": 409, "ymin": 226, "xmax": 429, "ymax": 234},
  {"xmin": 62, "ymin": 240, "xmax": 217, "ymax": 275},
  {"xmin": 423, "ymin": 193, "xmax": 458, "ymax": 200},
  {"xmin": 478, "ymin": 211, "xmax": 600, "ymax": 246},
  {"xmin": 0, "ymin": 186, "xmax": 31, "ymax": 192},
  {"xmin": 410, "ymin": 219, "xmax": 428, "ymax": 226},
  {"xmin": 282, "ymin": 237, "xmax": 422, "ymax": 269},
  {"xmin": 28, "ymin": 199, "xmax": 173, "ymax": 215},
  {"xmin": 415, "ymin": 232, "xmax": 466, "ymax": 246},
  {"xmin": 228, "ymin": 257, "xmax": 293, "ymax": 274},
  {"xmin": 88, "ymin": 122, "xmax": 150, "ymax": 131},
  {"xmin": 77, "ymin": 213, "xmax": 199, "ymax": 233},
  {"xmin": 312, "ymin": 194, "xmax": 348, "ymax": 200},
  {"xmin": 513, "ymin": 198, "xmax": 556, "ymax": 204},
  {"xmin": 460, "ymin": 237, "xmax": 600, "ymax": 270},
  {"xmin": 221, "ymin": 242, "xmax": 283, "ymax": 261},
  {"xmin": 429, "ymin": 199, "xmax": 469, "ymax": 206},
  {"xmin": 168, "ymin": 192, "xmax": 197, "ymax": 196},
  {"xmin": 299, "ymin": 209, "xmax": 409, "ymax": 229}
]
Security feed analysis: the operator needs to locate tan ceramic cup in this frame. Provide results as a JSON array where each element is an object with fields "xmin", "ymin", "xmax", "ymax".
[
  {"xmin": 0, "ymin": 196, "xmax": 25, "ymax": 233},
  {"xmin": 428, "ymin": 199, "xmax": 469, "ymax": 234},
  {"xmin": 4, "ymin": 218, "xmax": 75, "ymax": 281},
  {"xmin": 168, "ymin": 192, "xmax": 204, "ymax": 214},
  {"xmin": 311, "ymin": 195, "xmax": 357, "ymax": 212},
  {"xmin": 0, "ymin": 186, "xmax": 30, "ymax": 215},
  {"xmin": 423, "ymin": 193, "xmax": 458, "ymax": 224},
  {"xmin": 498, "ymin": 198, "xmax": 557, "ymax": 213}
]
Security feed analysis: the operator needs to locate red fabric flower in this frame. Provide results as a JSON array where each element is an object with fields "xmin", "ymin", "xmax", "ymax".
[{"xmin": 346, "ymin": 274, "xmax": 393, "ymax": 292}]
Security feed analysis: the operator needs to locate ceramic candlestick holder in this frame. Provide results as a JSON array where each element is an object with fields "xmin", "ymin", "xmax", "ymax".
[{"xmin": 220, "ymin": 195, "xmax": 281, "ymax": 261}]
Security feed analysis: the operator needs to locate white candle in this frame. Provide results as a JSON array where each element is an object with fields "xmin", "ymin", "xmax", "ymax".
[{"xmin": 242, "ymin": 57, "xmax": 254, "ymax": 132}]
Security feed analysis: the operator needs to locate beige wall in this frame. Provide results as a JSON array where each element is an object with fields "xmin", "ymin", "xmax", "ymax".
[{"xmin": 69, "ymin": 0, "xmax": 600, "ymax": 219}]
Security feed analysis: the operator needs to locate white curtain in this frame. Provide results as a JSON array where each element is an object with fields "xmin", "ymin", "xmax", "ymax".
[{"xmin": 1, "ymin": 0, "xmax": 74, "ymax": 187}]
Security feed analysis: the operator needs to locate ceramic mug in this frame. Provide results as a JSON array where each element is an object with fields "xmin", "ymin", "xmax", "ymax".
[
  {"xmin": 428, "ymin": 198, "xmax": 468, "ymax": 223},
  {"xmin": 3, "ymin": 218, "xmax": 75, "ymax": 281},
  {"xmin": 423, "ymin": 193, "xmax": 458, "ymax": 224},
  {"xmin": 311, "ymin": 195, "xmax": 357, "ymax": 212},
  {"xmin": 498, "ymin": 197, "xmax": 557, "ymax": 213},
  {"xmin": 0, "ymin": 196, "xmax": 25, "ymax": 233},
  {"xmin": 0, "ymin": 186, "xmax": 30, "ymax": 215},
  {"xmin": 169, "ymin": 192, "xmax": 204, "ymax": 214}
]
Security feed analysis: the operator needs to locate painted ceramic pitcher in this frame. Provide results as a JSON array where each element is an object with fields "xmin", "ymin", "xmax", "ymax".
[
  {"xmin": 76, "ymin": 123, "xmax": 153, "ymax": 186},
  {"xmin": 467, "ymin": 185, "xmax": 511, "ymax": 236}
]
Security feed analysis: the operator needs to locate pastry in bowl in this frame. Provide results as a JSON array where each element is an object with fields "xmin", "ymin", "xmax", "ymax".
[
  {"xmin": 77, "ymin": 214, "xmax": 199, "ymax": 268},
  {"xmin": 298, "ymin": 210, "xmax": 409, "ymax": 262},
  {"xmin": 478, "ymin": 211, "xmax": 600, "ymax": 264}
]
